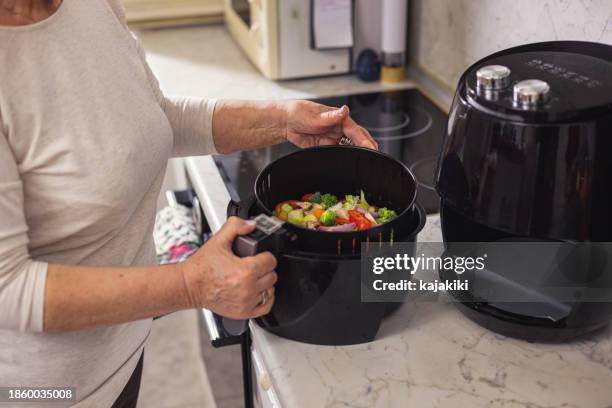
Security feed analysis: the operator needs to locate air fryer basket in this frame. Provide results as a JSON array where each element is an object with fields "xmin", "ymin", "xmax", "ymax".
[
  {"xmin": 253, "ymin": 146, "xmax": 418, "ymax": 255},
  {"xmin": 226, "ymin": 146, "xmax": 427, "ymax": 345}
]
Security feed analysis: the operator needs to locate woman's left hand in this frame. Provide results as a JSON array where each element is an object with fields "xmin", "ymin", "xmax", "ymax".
[{"xmin": 284, "ymin": 100, "xmax": 378, "ymax": 150}]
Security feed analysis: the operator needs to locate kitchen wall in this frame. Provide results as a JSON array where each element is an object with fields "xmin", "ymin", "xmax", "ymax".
[{"xmin": 409, "ymin": 0, "xmax": 612, "ymax": 91}]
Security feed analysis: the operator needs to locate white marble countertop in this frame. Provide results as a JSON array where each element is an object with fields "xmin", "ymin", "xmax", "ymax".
[{"xmin": 141, "ymin": 24, "xmax": 612, "ymax": 408}]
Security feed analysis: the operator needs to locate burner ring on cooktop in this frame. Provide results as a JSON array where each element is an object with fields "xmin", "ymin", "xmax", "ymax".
[
  {"xmin": 409, "ymin": 155, "xmax": 438, "ymax": 191},
  {"xmin": 352, "ymin": 106, "xmax": 433, "ymax": 141},
  {"xmin": 353, "ymin": 111, "xmax": 411, "ymax": 132}
]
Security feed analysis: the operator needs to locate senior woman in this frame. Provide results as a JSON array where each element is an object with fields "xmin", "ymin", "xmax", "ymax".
[{"xmin": 0, "ymin": 0, "xmax": 378, "ymax": 407}]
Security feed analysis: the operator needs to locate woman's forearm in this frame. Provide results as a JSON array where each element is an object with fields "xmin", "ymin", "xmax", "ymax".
[
  {"xmin": 43, "ymin": 263, "xmax": 189, "ymax": 331},
  {"xmin": 212, "ymin": 100, "xmax": 287, "ymax": 154},
  {"xmin": 210, "ymin": 99, "xmax": 378, "ymax": 153}
]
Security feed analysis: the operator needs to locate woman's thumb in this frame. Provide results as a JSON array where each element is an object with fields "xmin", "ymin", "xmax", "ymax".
[{"xmin": 218, "ymin": 217, "xmax": 257, "ymax": 245}]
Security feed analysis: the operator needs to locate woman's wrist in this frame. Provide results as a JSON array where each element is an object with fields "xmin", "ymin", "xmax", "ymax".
[
  {"xmin": 255, "ymin": 100, "xmax": 289, "ymax": 144},
  {"xmin": 176, "ymin": 259, "xmax": 201, "ymax": 310},
  {"xmin": 277, "ymin": 101, "xmax": 290, "ymax": 142}
]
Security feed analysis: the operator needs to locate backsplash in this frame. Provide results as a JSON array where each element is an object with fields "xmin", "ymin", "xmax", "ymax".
[{"xmin": 409, "ymin": 0, "xmax": 612, "ymax": 90}]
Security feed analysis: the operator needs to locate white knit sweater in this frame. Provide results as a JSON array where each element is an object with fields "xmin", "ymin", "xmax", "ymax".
[{"xmin": 0, "ymin": 0, "xmax": 216, "ymax": 406}]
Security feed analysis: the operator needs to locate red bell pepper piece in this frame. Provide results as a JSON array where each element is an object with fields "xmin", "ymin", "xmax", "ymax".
[{"xmin": 348, "ymin": 210, "xmax": 372, "ymax": 230}]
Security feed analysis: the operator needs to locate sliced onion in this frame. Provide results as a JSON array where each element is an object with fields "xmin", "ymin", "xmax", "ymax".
[
  {"xmin": 335, "ymin": 208, "xmax": 349, "ymax": 220},
  {"xmin": 318, "ymin": 223, "xmax": 356, "ymax": 232},
  {"xmin": 329, "ymin": 202, "xmax": 343, "ymax": 212},
  {"xmin": 355, "ymin": 207, "xmax": 369, "ymax": 215},
  {"xmin": 364, "ymin": 212, "xmax": 378, "ymax": 225}
]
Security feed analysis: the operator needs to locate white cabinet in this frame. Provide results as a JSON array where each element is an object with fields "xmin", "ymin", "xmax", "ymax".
[{"xmin": 123, "ymin": 0, "xmax": 224, "ymax": 26}]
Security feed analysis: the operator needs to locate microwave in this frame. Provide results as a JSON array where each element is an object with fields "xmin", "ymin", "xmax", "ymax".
[{"xmin": 225, "ymin": 0, "xmax": 353, "ymax": 80}]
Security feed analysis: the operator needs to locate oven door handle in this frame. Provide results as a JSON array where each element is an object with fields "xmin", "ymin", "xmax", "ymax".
[{"xmin": 200, "ymin": 308, "xmax": 245, "ymax": 348}]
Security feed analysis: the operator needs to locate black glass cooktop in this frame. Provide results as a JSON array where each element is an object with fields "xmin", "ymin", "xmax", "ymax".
[{"xmin": 214, "ymin": 88, "xmax": 448, "ymax": 214}]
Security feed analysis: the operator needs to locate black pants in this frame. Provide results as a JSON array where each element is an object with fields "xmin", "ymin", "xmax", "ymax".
[{"xmin": 111, "ymin": 353, "xmax": 144, "ymax": 408}]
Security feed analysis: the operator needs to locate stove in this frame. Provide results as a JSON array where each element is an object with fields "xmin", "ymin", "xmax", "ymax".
[{"xmin": 214, "ymin": 88, "xmax": 448, "ymax": 213}]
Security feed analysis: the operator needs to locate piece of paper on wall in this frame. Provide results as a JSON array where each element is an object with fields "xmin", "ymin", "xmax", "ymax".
[{"xmin": 313, "ymin": 0, "xmax": 354, "ymax": 49}]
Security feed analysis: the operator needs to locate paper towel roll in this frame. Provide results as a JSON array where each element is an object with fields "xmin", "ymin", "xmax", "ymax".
[
  {"xmin": 382, "ymin": 0, "xmax": 408, "ymax": 54},
  {"xmin": 381, "ymin": 0, "xmax": 407, "ymax": 82}
]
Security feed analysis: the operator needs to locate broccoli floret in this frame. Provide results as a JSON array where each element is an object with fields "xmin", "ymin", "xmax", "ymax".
[
  {"xmin": 344, "ymin": 194, "xmax": 357, "ymax": 205},
  {"xmin": 376, "ymin": 207, "xmax": 397, "ymax": 224},
  {"xmin": 320, "ymin": 193, "xmax": 338, "ymax": 209},
  {"xmin": 306, "ymin": 192, "xmax": 323, "ymax": 204}
]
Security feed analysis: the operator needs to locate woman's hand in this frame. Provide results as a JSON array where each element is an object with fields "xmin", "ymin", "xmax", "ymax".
[
  {"xmin": 284, "ymin": 100, "xmax": 378, "ymax": 150},
  {"xmin": 180, "ymin": 217, "xmax": 278, "ymax": 319}
]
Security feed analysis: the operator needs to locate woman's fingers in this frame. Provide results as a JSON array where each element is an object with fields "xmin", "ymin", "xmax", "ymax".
[
  {"xmin": 250, "ymin": 288, "xmax": 276, "ymax": 317},
  {"xmin": 236, "ymin": 286, "xmax": 275, "ymax": 317},
  {"xmin": 242, "ymin": 251, "xmax": 277, "ymax": 278},
  {"xmin": 256, "ymin": 270, "xmax": 278, "ymax": 292},
  {"xmin": 342, "ymin": 116, "xmax": 378, "ymax": 149},
  {"xmin": 316, "ymin": 136, "xmax": 341, "ymax": 146}
]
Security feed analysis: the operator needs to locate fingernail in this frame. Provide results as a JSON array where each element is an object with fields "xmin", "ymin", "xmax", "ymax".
[
  {"xmin": 245, "ymin": 220, "xmax": 257, "ymax": 226},
  {"xmin": 338, "ymin": 105, "xmax": 348, "ymax": 115}
]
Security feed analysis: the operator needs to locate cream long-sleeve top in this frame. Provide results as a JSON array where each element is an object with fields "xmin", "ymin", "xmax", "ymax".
[{"xmin": 0, "ymin": 0, "xmax": 216, "ymax": 406}]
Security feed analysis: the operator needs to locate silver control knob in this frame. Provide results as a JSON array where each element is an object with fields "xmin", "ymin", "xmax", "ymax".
[
  {"xmin": 513, "ymin": 79, "xmax": 550, "ymax": 107},
  {"xmin": 476, "ymin": 65, "xmax": 511, "ymax": 90}
]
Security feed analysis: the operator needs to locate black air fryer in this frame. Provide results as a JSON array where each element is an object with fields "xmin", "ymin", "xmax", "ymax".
[
  {"xmin": 227, "ymin": 146, "xmax": 426, "ymax": 345},
  {"xmin": 435, "ymin": 41, "xmax": 612, "ymax": 342}
]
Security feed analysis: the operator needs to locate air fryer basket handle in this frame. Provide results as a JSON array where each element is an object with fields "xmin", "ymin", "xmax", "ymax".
[
  {"xmin": 217, "ymin": 198, "xmax": 252, "ymax": 336},
  {"xmin": 222, "ymin": 198, "xmax": 288, "ymax": 336}
]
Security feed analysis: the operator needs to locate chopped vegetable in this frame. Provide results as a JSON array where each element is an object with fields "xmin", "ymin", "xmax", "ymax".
[
  {"xmin": 321, "ymin": 193, "xmax": 338, "ymax": 209},
  {"xmin": 359, "ymin": 190, "xmax": 370, "ymax": 210},
  {"xmin": 335, "ymin": 208, "xmax": 349, "ymax": 220},
  {"xmin": 313, "ymin": 208, "xmax": 325, "ymax": 220},
  {"xmin": 306, "ymin": 192, "xmax": 323, "ymax": 204},
  {"xmin": 354, "ymin": 207, "xmax": 368, "ymax": 215},
  {"xmin": 376, "ymin": 207, "xmax": 397, "ymax": 224},
  {"xmin": 301, "ymin": 193, "xmax": 314, "ymax": 201},
  {"xmin": 305, "ymin": 221, "xmax": 319, "ymax": 230},
  {"xmin": 296, "ymin": 202, "xmax": 314, "ymax": 211},
  {"xmin": 303, "ymin": 214, "xmax": 318, "ymax": 223},
  {"xmin": 335, "ymin": 216, "xmax": 352, "ymax": 225},
  {"xmin": 348, "ymin": 209, "xmax": 372, "ymax": 230},
  {"xmin": 328, "ymin": 202, "xmax": 342, "ymax": 212},
  {"xmin": 363, "ymin": 211, "xmax": 377, "ymax": 225},
  {"xmin": 275, "ymin": 200, "xmax": 299, "ymax": 215},
  {"xmin": 304, "ymin": 213, "xmax": 319, "ymax": 229},
  {"xmin": 287, "ymin": 209, "xmax": 304, "ymax": 226},
  {"xmin": 281, "ymin": 203, "xmax": 294, "ymax": 213},
  {"xmin": 273, "ymin": 191, "xmax": 396, "ymax": 232},
  {"xmin": 319, "ymin": 209, "xmax": 336, "ymax": 226},
  {"xmin": 318, "ymin": 223, "xmax": 356, "ymax": 232}
]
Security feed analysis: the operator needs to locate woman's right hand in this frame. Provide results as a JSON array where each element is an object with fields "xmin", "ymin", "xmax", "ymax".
[{"xmin": 180, "ymin": 217, "xmax": 278, "ymax": 319}]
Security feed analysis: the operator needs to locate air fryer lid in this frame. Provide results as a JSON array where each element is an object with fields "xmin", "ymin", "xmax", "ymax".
[
  {"xmin": 253, "ymin": 146, "xmax": 419, "ymax": 255},
  {"xmin": 463, "ymin": 41, "xmax": 612, "ymax": 123}
]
